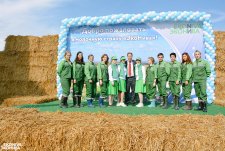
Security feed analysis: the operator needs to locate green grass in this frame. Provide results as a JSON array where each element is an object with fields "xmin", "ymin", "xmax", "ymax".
[{"xmin": 16, "ymin": 100, "xmax": 225, "ymax": 116}]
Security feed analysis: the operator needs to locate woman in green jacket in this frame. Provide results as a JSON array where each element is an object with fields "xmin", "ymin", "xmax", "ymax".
[
  {"xmin": 146, "ymin": 57, "xmax": 157, "ymax": 108},
  {"xmin": 135, "ymin": 57, "xmax": 146, "ymax": 108},
  {"xmin": 97, "ymin": 54, "xmax": 109, "ymax": 107},
  {"xmin": 85, "ymin": 54, "xmax": 97, "ymax": 108},
  {"xmin": 181, "ymin": 52, "xmax": 193, "ymax": 110},
  {"xmin": 108, "ymin": 56, "xmax": 119, "ymax": 106},
  {"xmin": 72, "ymin": 51, "xmax": 85, "ymax": 108},
  {"xmin": 117, "ymin": 56, "xmax": 127, "ymax": 107},
  {"xmin": 57, "ymin": 51, "xmax": 72, "ymax": 108}
]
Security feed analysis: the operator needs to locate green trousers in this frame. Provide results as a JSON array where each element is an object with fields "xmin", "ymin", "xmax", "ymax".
[
  {"xmin": 60, "ymin": 78, "xmax": 71, "ymax": 97},
  {"xmin": 86, "ymin": 81, "xmax": 96, "ymax": 99},
  {"xmin": 194, "ymin": 80, "xmax": 207, "ymax": 102},
  {"xmin": 157, "ymin": 79, "xmax": 167, "ymax": 96},
  {"xmin": 146, "ymin": 82, "xmax": 156, "ymax": 100},
  {"xmin": 73, "ymin": 80, "xmax": 84, "ymax": 96},
  {"xmin": 169, "ymin": 81, "xmax": 180, "ymax": 97},
  {"xmin": 100, "ymin": 81, "xmax": 108, "ymax": 98},
  {"xmin": 182, "ymin": 81, "xmax": 192, "ymax": 100}
]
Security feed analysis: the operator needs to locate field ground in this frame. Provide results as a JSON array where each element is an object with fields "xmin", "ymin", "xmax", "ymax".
[{"xmin": 17, "ymin": 100, "xmax": 225, "ymax": 115}]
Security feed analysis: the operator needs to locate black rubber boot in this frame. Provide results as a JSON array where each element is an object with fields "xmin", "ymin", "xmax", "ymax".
[
  {"xmin": 162, "ymin": 96, "xmax": 168, "ymax": 109},
  {"xmin": 59, "ymin": 96, "xmax": 65, "ymax": 108},
  {"xmin": 174, "ymin": 96, "xmax": 179, "ymax": 110},
  {"xmin": 63, "ymin": 97, "xmax": 68, "ymax": 108},
  {"xmin": 202, "ymin": 101, "xmax": 207, "ymax": 112},
  {"xmin": 195, "ymin": 101, "xmax": 203, "ymax": 111},
  {"xmin": 78, "ymin": 96, "xmax": 83, "ymax": 107},
  {"xmin": 72, "ymin": 96, "xmax": 80, "ymax": 108}
]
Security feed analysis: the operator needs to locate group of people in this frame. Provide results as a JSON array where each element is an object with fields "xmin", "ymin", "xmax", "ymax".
[{"xmin": 57, "ymin": 50, "xmax": 211, "ymax": 112}]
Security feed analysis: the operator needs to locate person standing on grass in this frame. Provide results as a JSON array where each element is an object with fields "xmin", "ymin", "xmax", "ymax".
[
  {"xmin": 108, "ymin": 56, "xmax": 119, "ymax": 107},
  {"xmin": 57, "ymin": 51, "xmax": 72, "ymax": 108},
  {"xmin": 117, "ymin": 56, "xmax": 127, "ymax": 107},
  {"xmin": 193, "ymin": 50, "xmax": 211, "ymax": 112},
  {"xmin": 146, "ymin": 57, "xmax": 157, "ymax": 108},
  {"xmin": 135, "ymin": 57, "xmax": 146, "ymax": 108},
  {"xmin": 85, "ymin": 54, "xmax": 97, "ymax": 108},
  {"xmin": 72, "ymin": 51, "xmax": 85, "ymax": 108},
  {"xmin": 125, "ymin": 52, "xmax": 136, "ymax": 105},
  {"xmin": 168, "ymin": 53, "xmax": 181, "ymax": 110},
  {"xmin": 181, "ymin": 52, "xmax": 193, "ymax": 110},
  {"xmin": 155, "ymin": 53, "xmax": 170, "ymax": 109},
  {"xmin": 97, "ymin": 54, "xmax": 109, "ymax": 108}
]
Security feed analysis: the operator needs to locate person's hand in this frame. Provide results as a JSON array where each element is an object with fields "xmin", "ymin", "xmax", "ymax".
[
  {"xmin": 73, "ymin": 79, "xmax": 76, "ymax": 84},
  {"xmin": 111, "ymin": 81, "xmax": 114, "ymax": 86},
  {"xmin": 185, "ymin": 80, "xmax": 189, "ymax": 85},
  {"xmin": 89, "ymin": 79, "xmax": 93, "ymax": 83},
  {"xmin": 153, "ymin": 79, "xmax": 156, "ymax": 87},
  {"xmin": 176, "ymin": 80, "xmax": 179, "ymax": 85},
  {"xmin": 99, "ymin": 80, "xmax": 103, "ymax": 86},
  {"xmin": 166, "ymin": 82, "xmax": 170, "ymax": 88}
]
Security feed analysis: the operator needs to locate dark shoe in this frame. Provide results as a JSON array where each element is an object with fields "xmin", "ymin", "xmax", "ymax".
[
  {"xmin": 174, "ymin": 96, "xmax": 179, "ymax": 110},
  {"xmin": 202, "ymin": 102, "xmax": 207, "ymax": 112},
  {"xmin": 71, "ymin": 96, "xmax": 78, "ymax": 107},
  {"xmin": 63, "ymin": 97, "xmax": 68, "ymax": 108},
  {"xmin": 195, "ymin": 101, "xmax": 203, "ymax": 111},
  {"xmin": 59, "ymin": 96, "xmax": 65, "ymax": 108},
  {"xmin": 183, "ymin": 101, "xmax": 192, "ymax": 110},
  {"xmin": 78, "ymin": 96, "xmax": 83, "ymax": 107},
  {"xmin": 162, "ymin": 96, "xmax": 168, "ymax": 109}
]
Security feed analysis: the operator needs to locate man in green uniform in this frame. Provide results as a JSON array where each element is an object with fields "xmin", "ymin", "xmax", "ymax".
[
  {"xmin": 155, "ymin": 53, "xmax": 170, "ymax": 109},
  {"xmin": 97, "ymin": 54, "xmax": 109, "ymax": 108},
  {"xmin": 168, "ymin": 53, "xmax": 181, "ymax": 110},
  {"xmin": 72, "ymin": 51, "xmax": 85, "ymax": 108},
  {"xmin": 193, "ymin": 50, "xmax": 211, "ymax": 112},
  {"xmin": 85, "ymin": 54, "xmax": 97, "ymax": 108},
  {"xmin": 57, "ymin": 51, "xmax": 72, "ymax": 108},
  {"xmin": 146, "ymin": 57, "xmax": 157, "ymax": 108}
]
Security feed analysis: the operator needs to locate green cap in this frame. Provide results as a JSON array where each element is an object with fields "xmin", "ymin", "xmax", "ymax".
[
  {"xmin": 111, "ymin": 56, "xmax": 117, "ymax": 60},
  {"xmin": 120, "ymin": 56, "xmax": 126, "ymax": 61},
  {"xmin": 136, "ymin": 57, "xmax": 141, "ymax": 61}
]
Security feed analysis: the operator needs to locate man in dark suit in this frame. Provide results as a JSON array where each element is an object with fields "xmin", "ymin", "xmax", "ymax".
[{"xmin": 125, "ymin": 52, "xmax": 136, "ymax": 105}]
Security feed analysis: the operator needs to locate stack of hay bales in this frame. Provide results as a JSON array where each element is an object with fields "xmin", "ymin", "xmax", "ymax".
[
  {"xmin": 214, "ymin": 32, "xmax": 225, "ymax": 106},
  {"xmin": 0, "ymin": 35, "xmax": 58, "ymax": 106},
  {"xmin": 0, "ymin": 108, "xmax": 225, "ymax": 150}
]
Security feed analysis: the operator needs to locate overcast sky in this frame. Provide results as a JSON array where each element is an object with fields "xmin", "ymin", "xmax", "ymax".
[{"xmin": 0, "ymin": 0, "xmax": 225, "ymax": 51}]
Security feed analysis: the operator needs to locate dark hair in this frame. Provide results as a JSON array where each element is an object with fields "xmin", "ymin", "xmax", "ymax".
[
  {"xmin": 75, "ymin": 51, "xmax": 84, "ymax": 64},
  {"xmin": 101, "ymin": 54, "xmax": 109, "ymax": 65},
  {"xmin": 127, "ymin": 52, "xmax": 133, "ymax": 56},
  {"xmin": 88, "ymin": 54, "xmax": 94, "ymax": 59},
  {"xmin": 157, "ymin": 53, "xmax": 164, "ymax": 57},
  {"xmin": 170, "ymin": 53, "xmax": 176, "ymax": 58},
  {"xmin": 148, "ymin": 57, "xmax": 155, "ymax": 64},
  {"xmin": 182, "ymin": 52, "xmax": 192, "ymax": 64}
]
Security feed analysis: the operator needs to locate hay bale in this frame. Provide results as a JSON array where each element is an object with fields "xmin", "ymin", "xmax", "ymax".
[
  {"xmin": 1, "ymin": 95, "xmax": 57, "ymax": 107},
  {"xmin": 214, "ymin": 32, "xmax": 225, "ymax": 106},
  {"xmin": 0, "ymin": 107, "xmax": 225, "ymax": 150},
  {"xmin": 0, "ymin": 35, "xmax": 58, "ymax": 103}
]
